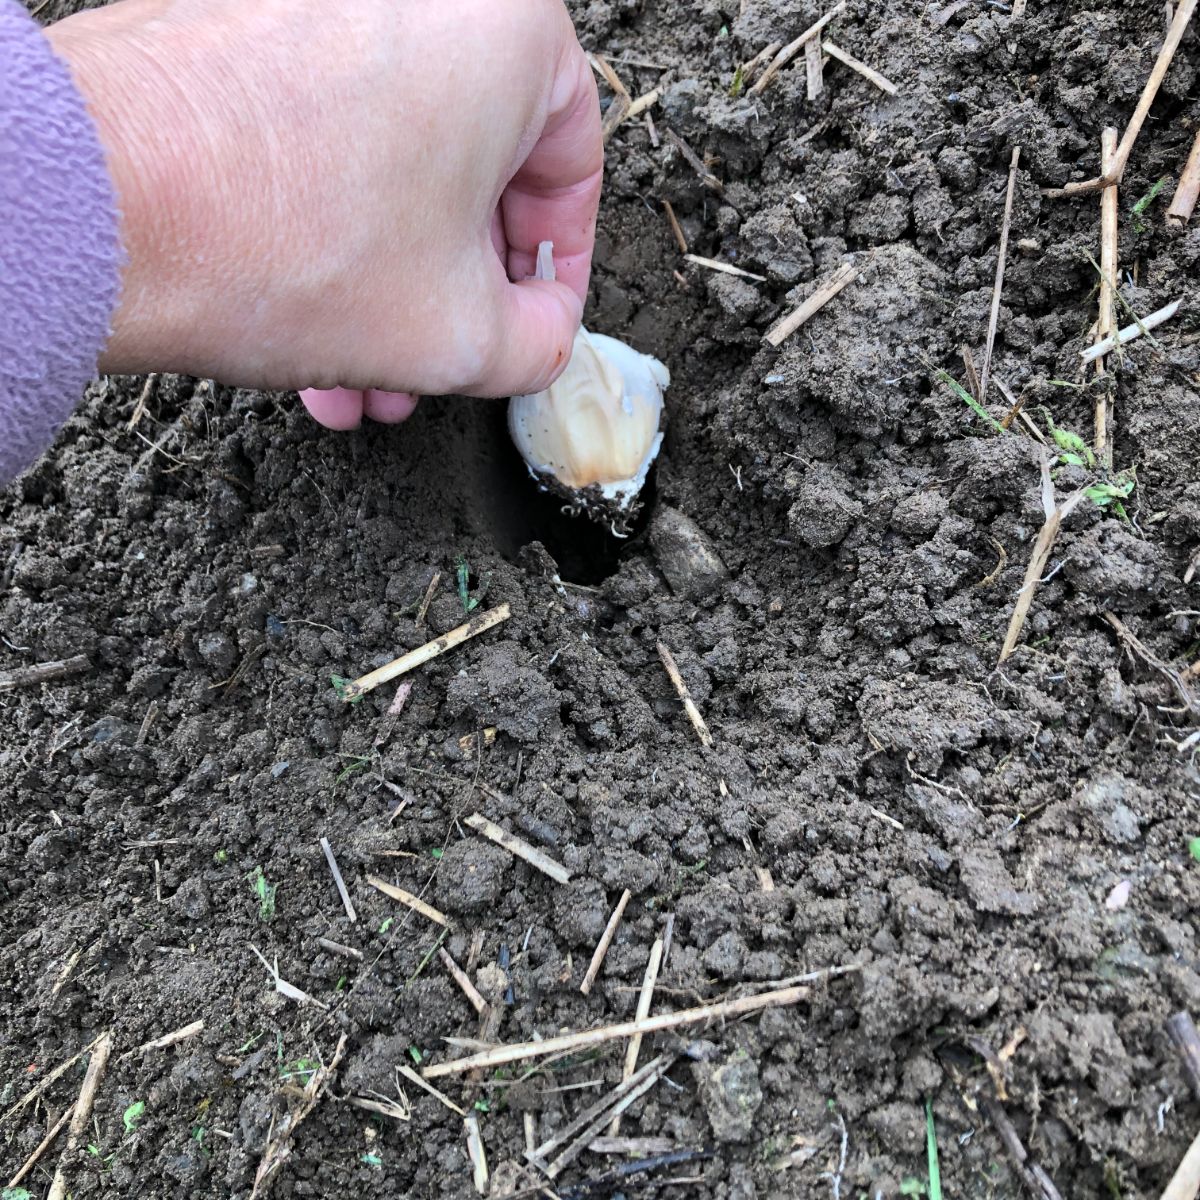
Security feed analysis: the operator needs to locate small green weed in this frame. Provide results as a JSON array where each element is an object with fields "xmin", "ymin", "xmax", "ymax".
[
  {"xmin": 280, "ymin": 1058, "xmax": 319, "ymax": 1084},
  {"xmin": 379, "ymin": 916, "xmax": 395, "ymax": 935},
  {"xmin": 729, "ymin": 63, "xmax": 745, "ymax": 97},
  {"xmin": 330, "ymin": 674, "xmax": 363, "ymax": 704},
  {"xmin": 408, "ymin": 1046, "xmax": 424, "ymax": 1066},
  {"xmin": 122, "ymin": 1100, "xmax": 146, "ymax": 1134},
  {"xmin": 1085, "ymin": 475, "xmax": 1136, "ymax": 519},
  {"xmin": 3, "ymin": 1189, "xmax": 33, "ymax": 1200},
  {"xmin": 362, "ymin": 1152, "xmax": 383, "ymax": 1167},
  {"xmin": 936, "ymin": 369, "xmax": 1006, "ymax": 434},
  {"xmin": 1189, "ymin": 837, "xmax": 1200, "ymax": 863},
  {"xmin": 925, "ymin": 1099, "xmax": 943, "ymax": 1200},
  {"xmin": 246, "ymin": 867, "xmax": 277, "ymax": 921},
  {"xmin": 455, "ymin": 556, "xmax": 481, "ymax": 613},
  {"xmin": 899, "ymin": 1182, "xmax": 926, "ymax": 1198},
  {"xmin": 1131, "ymin": 177, "xmax": 1168, "ymax": 234},
  {"xmin": 213, "ymin": 849, "xmax": 229, "ymax": 866},
  {"xmin": 335, "ymin": 754, "xmax": 372, "ymax": 785}
]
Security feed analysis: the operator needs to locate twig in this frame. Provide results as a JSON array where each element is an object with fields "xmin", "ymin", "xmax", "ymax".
[
  {"xmin": 1164, "ymin": 1011, "xmax": 1200, "ymax": 1099},
  {"xmin": 440, "ymin": 947, "xmax": 489, "ymax": 1014},
  {"xmin": 252, "ymin": 1034, "xmax": 348, "ymax": 1198},
  {"xmin": 1103, "ymin": 612, "xmax": 1198, "ymax": 714},
  {"xmin": 1160, "ymin": 1128, "xmax": 1200, "ymax": 1200},
  {"xmin": 344, "ymin": 1094, "xmax": 410, "ymax": 1122},
  {"xmin": 645, "ymin": 111, "xmax": 660, "ymax": 147},
  {"xmin": 591, "ymin": 55, "xmax": 633, "ymax": 143},
  {"xmin": 7, "ymin": 1103, "xmax": 74, "ymax": 1189},
  {"xmin": 118, "ymin": 1019, "xmax": 204, "ymax": 1061},
  {"xmin": 46, "ymin": 1031, "xmax": 113, "ymax": 1200},
  {"xmin": 1045, "ymin": 0, "xmax": 1197, "ymax": 197},
  {"xmin": 316, "ymin": 936, "xmax": 363, "ymax": 961},
  {"xmin": 1012, "ymin": 0, "xmax": 1027, "ymax": 15},
  {"xmin": 0, "ymin": 654, "xmax": 90, "ymax": 692},
  {"xmin": 127, "ymin": 372, "xmax": 160, "ymax": 430},
  {"xmin": 558, "ymin": 1148, "xmax": 716, "ymax": 1200},
  {"xmin": 822, "ymin": 41, "xmax": 898, "ymax": 95},
  {"xmin": 662, "ymin": 200, "xmax": 689, "ymax": 254},
  {"xmin": 414, "ymin": 571, "xmax": 441, "ymax": 628},
  {"xmin": 1096, "ymin": 128, "xmax": 1119, "ymax": 463},
  {"xmin": 339, "ymin": 603, "xmax": 511, "ymax": 701},
  {"xmin": 749, "ymin": 3, "xmax": 848, "ymax": 96},
  {"xmin": 664, "ymin": 129, "xmax": 723, "ymax": 194},
  {"xmin": 396, "ymin": 1063, "xmax": 466, "ymax": 1116},
  {"xmin": 805, "ymin": 37, "xmax": 825, "ymax": 100},
  {"xmin": 249, "ymin": 944, "xmax": 329, "ymax": 1009},
  {"xmin": 319, "ymin": 837, "xmax": 357, "ymax": 922},
  {"xmin": 423, "ymin": 982, "xmax": 813, "ymax": 1078},
  {"xmin": 367, "ymin": 875, "xmax": 450, "ymax": 926},
  {"xmin": 998, "ymin": 457, "xmax": 1087, "ymax": 663},
  {"xmin": 528, "ymin": 1056, "xmax": 676, "ymax": 1179},
  {"xmin": 463, "ymin": 812, "xmax": 571, "ymax": 884},
  {"xmin": 764, "ymin": 261, "xmax": 859, "ymax": 347},
  {"xmin": 1082, "ymin": 297, "xmax": 1183, "ymax": 363},
  {"xmin": 1167, "ymin": 127, "xmax": 1200, "ymax": 224},
  {"xmin": 610, "ymin": 937, "xmax": 664, "ymax": 1136},
  {"xmin": 589, "ymin": 1136, "xmax": 675, "ymax": 1155},
  {"xmin": 683, "ymin": 253, "xmax": 764, "ymax": 282},
  {"xmin": 979, "ymin": 147, "xmax": 1022, "ymax": 407},
  {"xmin": 656, "ymin": 642, "xmax": 714, "ymax": 747},
  {"xmin": 465, "ymin": 1113, "xmax": 490, "ymax": 1193},
  {"xmin": 581, "ymin": 889, "xmax": 632, "ymax": 995}
]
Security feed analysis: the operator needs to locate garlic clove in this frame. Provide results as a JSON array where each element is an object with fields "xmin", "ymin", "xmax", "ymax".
[{"xmin": 508, "ymin": 326, "xmax": 669, "ymax": 524}]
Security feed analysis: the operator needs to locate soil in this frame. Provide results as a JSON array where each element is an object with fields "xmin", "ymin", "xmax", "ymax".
[{"xmin": 4, "ymin": 1, "xmax": 1200, "ymax": 1197}]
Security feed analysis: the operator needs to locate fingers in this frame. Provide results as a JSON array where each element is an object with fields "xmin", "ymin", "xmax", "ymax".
[
  {"xmin": 300, "ymin": 386, "xmax": 363, "ymax": 430},
  {"xmin": 501, "ymin": 37, "xmax": 602, "ymax": 305},
  {"xmin": 300, "ymin": 387, "xmax": 418, "ymax": 429}
]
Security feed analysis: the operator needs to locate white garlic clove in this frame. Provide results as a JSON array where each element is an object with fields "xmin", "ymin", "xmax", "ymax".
[{"xmin": 508, "ymin": 326, "xmax": 669, "ymax": 526}]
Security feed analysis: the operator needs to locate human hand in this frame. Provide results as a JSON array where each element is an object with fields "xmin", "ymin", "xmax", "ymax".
[{"xmin": 47, "ymin": 0, "xmax": 602, "ymax": 423}]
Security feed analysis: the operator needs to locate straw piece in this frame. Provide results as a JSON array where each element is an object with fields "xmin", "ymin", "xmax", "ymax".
[
  {"xmin": 423, "ymin": 983, "xmax": 812, "ymax": 1078},
  {"xmin": 440, "ymin": 947, "xmax": 488, "ymax": 1015},
  {"xmin": 1095, "ymin": 128, "xmax": 1119, "ymax": 463},
  {"xmin": 740, "ymin": 40, "xmax": 782, "ymax": 85},
  {"xmin": 465, "ymin": 1114, "xmax": 489, "ymax": 1193},
  {"xmin": 464, "ymin": 813, "xmax": 571, "ymax": 884},
  {"xmin": 367, "ymin": 875, "xmax": 450, "ymax": 927},
  {"xmin": 118, "ymin": 1019, "xmax": 204, "ymax": 1061},
  {"xmin": 822, "ymin": 40, "xmax": 898, "ymax": 95},
  {"xmin": 0, "ymin": 654, "xmax": 90, "ymax": 692},
  {"xmin": 805, "ymin": 37, "xmax": 825, "ymax": 100},
  {"xmin": 749, "ymin": 3, "xmax": 848, "ymax": 96},
  {"xmin": 320, "ymin": 837, "xmax": 357, "ymax": 922},
  {"xmin": 1161, "ymin": 1128, "xmax": 1200, "ymax": 1200},
  {"xmin": 339, "ymin": 603, "xmax": 511, "ymax": 701},
  {"xmin": 627, "ymin": 87, "xmax": 662, "ymax": 119},
  {"xmin": 7, "ymin": 1104, "xmax": 74, "ymax": 1189},
  {"xmin": 1167, "ymin": 127, "xmax": 1200, "ymax": 224},
  {"xmin": 47, "ymin": 1032, "xmax": 113, "ymax": 1200},
  {"xmin": 663, "ymin": 200, "xmax": 689, "ymax": 254},
  {"xmin": 1, "ymin": 1036, "xmax": 103, "ymax": 1127},
  {"xmin": 978, "ymin": 147, "xmax": 1022, "ymax": 407},
  {"xmin": 581, "ymin": 889, "xmax": 632, "ymax": 995},
  {"xmin": 397, "ymin": 1063, "xmax": 466, "ymax": 1116},
  {"xmin": 764, "ymin": 261, "xmax": 859, "ymax": 347},
  {"xmin": 592, "ymin": 55, "xmax": 633, "ymax": 142},
  {"xmin": 610, "ymin": 938, "xmax": 663, "ymax": 1137},
  {"xmin": 683, "ymin": 253, "xmax": 765, "ymax": 282},
  {"xmin": 657, "ymin": 642, "xmax": 714, "ymax": 747},
  {"xmin": 1080, "ymin": 298, "xmax": 1182, "ymax": 362}
]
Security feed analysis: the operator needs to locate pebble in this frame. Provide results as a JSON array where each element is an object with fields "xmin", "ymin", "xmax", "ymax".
[{"xmin": 649, "ymin": 507, "xmax": 729, "ymax": 601}]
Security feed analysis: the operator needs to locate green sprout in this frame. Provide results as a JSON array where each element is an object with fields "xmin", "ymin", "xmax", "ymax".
[
  {"xmin": 408, "ymin": 1046, "xmax": 424, "ymax": 1066},
  {"xmin": 362, "ymin": 1152, "xmax": 383, "ymax": 1167},
  {"xmin": 123, "ymin": 1100, "xmax": 146, "ymax": 1135},
  {"xmin": 213, "ymin": 849, "xmax": 229, "ymax": 866},
  {"xmin": 335, "ymin": 754, "xmax": 372, "ymax": 785},
  {"xmin": 1040, "ymin": 408, "xmax": 1094, "ymax": 468},
  {"xmin": 378, "ymin": 916, "xmax": 395, "ymax": 935},
  {"xmin": 4, "ymin": 1189, "xmax": 33, "ymax": 1200},
  {"xmin": 1085, "ymin": 475, "xmax": 1136, "ymax": 519},
  {"xmin": 936, "ymin": 369, "xmax": 1006, "ymax": 435},
  {"xmin": 280, "ymin": 1058, "xmax": 319, "ymax": 1084},
  {"xmin": 246, "ymin": 867, "xmax": 276, "ymax": 921},
  {"xmin": 455, "ymin": 556, "xmax": 481, "ymax": 613},
  {"xmin": 430, "ymin": 847, "xmax": 444, "ymax": 860},
  {"xmin": 330, "ymin": 674, "xmax": 363, "ymax": 704},
  {"xmin": 925, "ymin": 1099, "xmax": 943, "ymax": 1200},
  {"xmin": 729, "ymin": 63, "xmax": 745, "ymax": 97},
  {"xmin": 1131, "ymin": 176, "xmax": 1169, "ymax": 234},
  {"xmin": 1189, "ymin": 837, "xmax": 1200, "ymax": 862}
]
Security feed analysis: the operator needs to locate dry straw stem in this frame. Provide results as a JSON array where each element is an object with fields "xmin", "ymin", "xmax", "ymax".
[
  {"xmin": 319, "ymin": 836, "xmax": 357, "ymax": 922},
  {"xmin": 464, "ymin": 812, "xmax": 571, "ymax": 884},
  {"xmin": 1165, "ymin": 1011, "xmax": 1200, "ymax": 1099},
  {"xmin": 46, "ymin": 1031, "xmax": 113, "ymax": 1200},
  {"xmin": 979, "ymin": 147, "xmax": 1022, "ymax": 408},
  {"xmin": 439, "ymin": 947, "xmax": 488, "ymax": 1014},
  {"xmin": 581, "ymin": 888, "xmax": 632, "ymax": 994},
  {"xmin": 684, "ymin": 253, "xmax": 765, "ymax": 282},
  {"xmin": 252, "ymin": 1034, "xmax": 348, "ymax": 1198},
  {"xmin": 0, "ymin": 653, "xmax": 90, "ymax": 691},
  {"xmin": 1161, "ymin": 1129, "xmax": 1200, "ymax": 1200},
  {"xmin": 1095, "ymin": 128, "xmax": 1119, "ymax": 463},
  {"xmin": 396, "ymin": 1063, "xmax": 466, "ymax": 1115},
  {"xmin": 822, "ymin": 40, "xmax": 898, "ymax": 95},
  {"xmin": 740, "ymin": 40, "xmax": 782, "ymax": 84},
  {"xmin": 423, "ymin": 982, "xmax": 812, "ymax": 1078},
  {"xmin": 415, "ymin": 570, "xmax": 441, "ymax": 628},
  {"xmin": 665, "ymin": 129, "xmax": 724, "ymax": 193},
  {"xmin": 1, "ymin": 1034, "xmax": 104, "ymax": 1127},
  {"xmin": 662, "ymin": 199, "xmax": 689, "ymax": 253},
  {"xmin": 764, "ymin": 260, "xmax": 859, "ymax": 347},
  {"xmin": 527, "ymin": 1055, "xmax": 676, "ymax": 1179},
  {"xmin": 1167, "ymin": 127, "xmax": 1200, "ymax": 224},
  {"xmin": 590, "ymin": 1136, "xmax": 676, "ymax": 1155},
  {"xmin": 610, "ymin": 937, "xmax": 664, "ymax": 1137},
  {"xmin": 805, "ymin": 36, "xmax": 825, "ymax": 100},
  {"xmin": 591, "ymin": 54, "xmax": 632, "ymax": 142},
  {"xmin": 316, "ymin": 936, "xmax": 363, "ymax": 961},
  {"xmin": 1046, "ymin": 0, "xmax": 1197, "ymax": 197},
  {"xmin": 340, "ymin": 602, "xmax": 511, "ymax": 701},
  {"xmin": 627, "ymin": 86, "xmax": 662, "ymax": 119},
  {"xmin": 127, "ymin": 372, "xmax": 159, "ymax": 429},
  {"xmin": 465, "ymin": 1114, "xmax": 490, "ymax": 1193},
  {"xmin": 7, "ymin": 1103, "xmax": 74, "ymax": 1189},
  {"xmin": 1080, "ymin": 298, "xmax": 1182, "ymax": 362},
  {"xmin": 367, "ymin": 874, "xmax": 450, "ymax": 927},
  {"xmin": 998, "ymin": 457, "xmax": 1087, "ymax": 664},
  {"xmin": 749, "ymin": 2, "xmax": 847, "ymax": 96},
  {"xmin": 118, "ymin": 1018, "xmax": 204, "ymax": 1062},
  {"xmin": 656, "ymin": 641, "xmax": 714, "ymax": 747}
]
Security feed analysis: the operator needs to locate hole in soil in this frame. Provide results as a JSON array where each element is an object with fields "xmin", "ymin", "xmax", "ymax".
[{"xmin": 478, "ymin": 401, "xmax": 655, "ymax": 586}]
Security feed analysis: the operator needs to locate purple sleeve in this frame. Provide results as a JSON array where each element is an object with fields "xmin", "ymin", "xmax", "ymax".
[{"xmin": 0, "ymin": 0, "xmax": 121, "ymax": 486}]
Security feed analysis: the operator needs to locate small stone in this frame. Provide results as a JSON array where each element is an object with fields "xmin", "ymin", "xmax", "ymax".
[
  {"xmin": 196, "ymin": 631, "xmax": 236, "ymax": 675},
  {"xmin": 694, "ymin": 1051, "xmax": 763, "ymax": 1142},
  {"xmin": 168, "ymin": 876, "xmax": 210, "ymax": 921},
  {"xmin": 649, "ymin": 507, "xmax": 729, "ymax": 601}
]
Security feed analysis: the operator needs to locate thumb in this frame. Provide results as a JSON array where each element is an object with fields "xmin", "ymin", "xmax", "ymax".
[{"xmin": 466, "ymin": 276, "xmax": 583, "ymax": 398}]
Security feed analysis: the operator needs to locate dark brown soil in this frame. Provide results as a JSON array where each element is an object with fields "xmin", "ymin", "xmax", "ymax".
[{"xmin": 5, "ymin": 1, "xmax": 1200, "ymax": 1197}]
